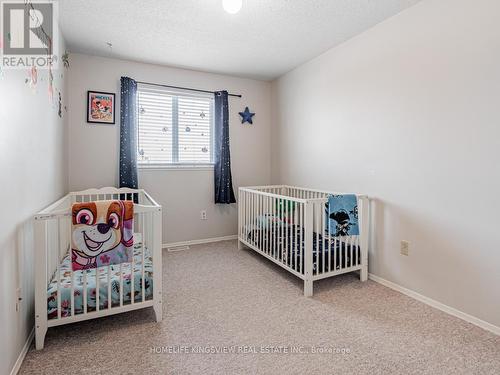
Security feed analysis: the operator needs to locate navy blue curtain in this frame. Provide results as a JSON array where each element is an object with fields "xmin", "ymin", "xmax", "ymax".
[
  {"xmin": 119, "ymin": 77, "xmax": 138, "ymax": 189},
  {"xmin": 214, "ymin": 91, "xmax": 236, "ymax": 204}
]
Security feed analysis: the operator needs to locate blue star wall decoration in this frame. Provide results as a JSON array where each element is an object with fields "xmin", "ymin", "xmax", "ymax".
[{"xmin": 239, "ymin": 106, "xmax": 255, "ymax": 124}]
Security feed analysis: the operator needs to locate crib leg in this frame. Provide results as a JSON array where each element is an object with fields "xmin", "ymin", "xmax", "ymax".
[
  {"xmin": 360, "ymin": 265, "xmax": 368, "ymax": 282},
  {"xmin": 304, "ymin": 279, "xmax": 313, "ymax": 297},
  {"xmin": 154, "ymin": 300, "xmax": 163, "ymax": 322},
  {"xmin": 35, "ymin": 324, "xmax": 47, "ymax": 350},
  {"xmin": 238, "ymin": 240, "xmax": 245, "ymax": 250}
]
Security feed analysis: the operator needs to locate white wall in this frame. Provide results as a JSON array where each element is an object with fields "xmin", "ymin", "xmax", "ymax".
[
  {"xmin": 271, "ymin": 0, "xmax": 500, "ymax": 327},
  {"xmin": 68, "ymin": 54, "xmax": 271, "ymax": 244},
  {"xmin": 0, "ymin": 47, "xmax": 68, "ymax": 374}
]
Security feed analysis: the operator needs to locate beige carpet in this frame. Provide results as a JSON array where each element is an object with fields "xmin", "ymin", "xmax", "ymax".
[{"xmin": 20, "ymin": 240, "xmax": 500, "ymax": 374}]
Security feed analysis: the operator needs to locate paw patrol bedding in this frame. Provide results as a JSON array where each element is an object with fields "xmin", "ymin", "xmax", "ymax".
[
  {"xmin": 47, "ymin": 238, "xmax": 153, "ymax": 319},
  {"xmin": 71, "ymin": 200, "xmax": 134, "ymax": 271}
]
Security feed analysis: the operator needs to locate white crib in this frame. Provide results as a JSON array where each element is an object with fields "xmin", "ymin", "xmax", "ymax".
[
  {"xmin": 33, "ymin": 187, "xmax": 163, "ymax": 350},
  {"xmin": 238, "ymin": 185, "xmax": 369, "ymax": 297}
]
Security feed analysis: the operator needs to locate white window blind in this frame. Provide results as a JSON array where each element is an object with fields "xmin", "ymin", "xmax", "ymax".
[{"xmin": 137, "ymin": 84, "xmax": 214, "ymax": 166}]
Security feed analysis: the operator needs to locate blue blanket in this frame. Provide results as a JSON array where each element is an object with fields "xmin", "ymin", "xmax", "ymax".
[{"xmin": 326, "ymin": 194, "xmax": 359, "ymax": 236}]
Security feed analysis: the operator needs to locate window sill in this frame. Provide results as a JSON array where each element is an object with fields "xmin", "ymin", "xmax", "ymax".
[{"xmin": 138, "ymin": 164, "xmax": 214, "ymax": 171}]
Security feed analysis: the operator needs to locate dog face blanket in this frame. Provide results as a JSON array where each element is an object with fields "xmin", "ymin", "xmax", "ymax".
[
  {"xmin": 326, "ymin": 195, "xmax": 359, "ymax": 237},
  {"xmin": 71, "ymin": 200, "xmax": 134, "ymax": 270}
]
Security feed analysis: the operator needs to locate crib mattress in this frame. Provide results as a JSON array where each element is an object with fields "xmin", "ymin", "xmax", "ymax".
[
  {"xmin": 246, "ymin": 225, "xmax": 360, "ymax": 273},
  {"xmin": 47, "ymin": 240, "xmax": 153, "ymax": 319}
]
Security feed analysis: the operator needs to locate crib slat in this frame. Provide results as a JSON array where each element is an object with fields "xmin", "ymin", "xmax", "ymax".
[
  {"xmin": 250, "ymin": 193, "xmax": 254, "ymax": 248},
  {"xmin": 287, "ymin": 199, "xmax": 291, "ymax": 266},
  {"xmin": 261, "ymin": 194, "xmax": 265, "ymax": 252},
  {"xmin": 315, "ymin": 202, "xmax": 319, "ymax": 275},
  {"xmin": 352, "ymin": 236, "xmax": 356, "ymax": 266},
  {"xmin": 263, "ymin": 195, "xmax": 267, "ymax": 254},
  {"xmin": 119, "ymin": 263, "xmax": 123, "ymax": 307},
  {"xmin": 345, "ymin": 236, "xmax": 349, "ymax": 268},
  {"xmin": 238, "ymin": 190, "xmax": 240, "ymax": 239},
  {"xmin": 277, "ymin": 197, "xmax": 281, "ymax": 261},
  {"xmin": 71, "ymin": 270, "xmax": 75, "ymax": 317},
  {"xmin": 333, "ymin": 236, "xmax": 337, "ymax": 271},
  {"xmin": 328, "ymin": 229, "xmax": 332, "ymax": 273},
  {"xmin": 249, "ymin": 191, "xmax": 252, "ymax": 244},
  {"xmin": 131, "ymin": 242, "xmax": 135, "ymax": 305},
  {"xmin": 251, "ymin": 192, "xmax": 254, "ymax": 247},
  {"xmin": 242, "ymin": 191, "xmax": 246, "ymax": 241},
  {"xmin": 299, "ymin": 202, "xmax": 303, "ymax": 274},
  {"xmin": 244, "ymin": 191, "xmax": 247, "ymax": 241},
  {"xmin": 142, "ymin": 214, "xmax": 146, "ymax": 303},
  {"xmin": 108, "ymin": 265, "xmax": 112, "ymax": 309},
  {"xmin": 355, "ymin": 236, "xmax": 359, "ymax": 265},
  {"xmin": 341, "ymin": 237, "xmax": 345, "ymax": 269},
  {"xmin": 276, "ymin": 196, "xmax": 280, "ymax": 260},
  {"xmin": 265, "ymin": 196, "xmax": 269, "ymax": 255},
  {"xmin": 56, "ymin": 218, "xmax": 61, "ymax": 319},
  {"xmin": 243, "ymin": 190, "xmax": 246, "ymax": 241},
  {"xmin": 238, "ymin": 191, "xmax": 242, "ymax": 239},
  {"xmin": 294, "ymin": 201, "xmax": 298, "ymax": 272},
  {"xmin": 248, "ymin": 191, "xmax": 251, "ymax": 245},
  {"xmin": 350, "ymin": 236, "xmax": 353, "ymax": 268},
  {"xmin": 83, "ymin": 271, "xmax": 87, "ymax": 314},
  {"xmin": 272, "ymin": 195, "xmax": 276, "ymax": 259},
  {"xmin": 249, "ymin": 193, "xmax": 253, "ymax": 246},
  {"xmin": 257, "ymin": 195, "xmax": 264, "ymax": 251},
  {"xmin": 284, "ymin": 198, "xmax": 288, "ymax": 265},
  {"xmin": 280, "ymin": 198, "xmax": 284, "ymax": 263},
  {"xmin": 240, "ymin": 190, "xmax": 244, "ymax": 240},
  {"xmin": 256, "ymin": 194, "xmax": 260, "ymax": 250},
  {"xmin": 276, "ymin": 197, "xmax": 279, "ymax": 261},
  {"xmin": 357, "ymin": 236, "xmax": 361, "ymax": 265},
  {"xmin": 57, "ymin": 263, "xmax": 61, "ymax": 319},
  {"xmin": 264, "ymin": 193, "xmax": 267, "ymax": 251},
  {"xmin": 268, "ymin": 196, "xmax": 272, "ymax": 255},
  {"xmin": 96, "ymin": 266, "xmax": 100, "ymax": 312},
  {"xmin": 322, "ymin": 201, "xmax": 326, "ymax": 275}
]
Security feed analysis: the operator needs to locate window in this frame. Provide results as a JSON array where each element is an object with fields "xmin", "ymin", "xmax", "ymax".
[{"xmin": 137, "ymin": 84, "xmax": 214, "ymax": 167}]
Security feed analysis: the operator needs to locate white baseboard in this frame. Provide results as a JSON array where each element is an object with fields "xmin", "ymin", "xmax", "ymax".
[
  {"xmin": 163, "ymin": 234, "xmax": 238, "ymax": 249},
  {"xmin": 369, "ymin": 273, "xmax": 500, "ymax": 336},
  {"xmin": 10, "ymin": 328, "xmax": 34, "ymax": 375}
]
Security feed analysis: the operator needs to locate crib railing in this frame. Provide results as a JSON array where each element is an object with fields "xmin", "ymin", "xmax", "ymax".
[
  {"xmin": 238, "ymin": 185, "xmax": 369, "ymax": 296},
  {"xmin": 34, "ymin": 187, "xmax": 163, "ymax": 350}
]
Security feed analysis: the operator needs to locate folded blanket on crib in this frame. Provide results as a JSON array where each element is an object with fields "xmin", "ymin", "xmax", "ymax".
[
  {"xmin": 326, "ymin": 194, "xmax": 359, "ymax": 236},
  {"xmin": 71, "ymin": 200, "xmax": 134, "ymax": 270}
]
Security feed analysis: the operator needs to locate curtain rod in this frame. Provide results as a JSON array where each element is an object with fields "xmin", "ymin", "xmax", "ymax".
[{"xmin": 136, "ymin": 80, "xmax": 242, "ymax": 98}]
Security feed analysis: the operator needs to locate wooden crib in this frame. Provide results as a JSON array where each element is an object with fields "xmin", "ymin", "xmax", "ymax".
[
  {"xmin": 33, "ymin": 187, "xmax": 163, "ymax": 350},
  {"xmin": 238, "ymin": 185, "xmax": 369, "ymax": 296}
]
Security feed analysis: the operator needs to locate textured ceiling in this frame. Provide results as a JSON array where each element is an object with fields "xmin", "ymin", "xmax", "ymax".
[{"xmin": 58, "ymin": 0, "xmax": 421, "ymax": 80}]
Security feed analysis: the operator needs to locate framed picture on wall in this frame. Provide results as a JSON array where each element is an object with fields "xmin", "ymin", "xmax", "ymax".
[{"xmin": 87, "ymin": 91, "xmax": 115, "ymax": 124}]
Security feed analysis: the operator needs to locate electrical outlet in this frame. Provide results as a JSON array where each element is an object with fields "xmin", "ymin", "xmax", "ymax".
[
  {"xmin": 15, "ymin": 288, "xmax": 22, "ymax": 312},
  {"xmin": 400, "ymin": 240, "xmax": 409, "ymax": 256},
  {"xmin": 200, "ymin": 210, "xmax": 207, "ymax": 220}
]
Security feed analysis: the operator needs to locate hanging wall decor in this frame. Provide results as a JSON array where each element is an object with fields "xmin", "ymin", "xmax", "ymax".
[
  {"xmin": 239, "ymin": 106, "xmax": 255, "ymax": 124},
  {"xmin": 58, "ymin": 92, "xmax": 62, "ymax": 118},
  {"xmin": 62, "ymin": 51, "xmax": 70, "ymax": 68},
  {"xmin": 87, "ymin": 91, "xmax": 116, "ymax": 124}
]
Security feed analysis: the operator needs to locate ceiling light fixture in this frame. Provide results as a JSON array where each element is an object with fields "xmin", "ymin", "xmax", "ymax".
[{"xmin": 222, "ymin": 0, "xmax": 242, "ymax": 14}]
